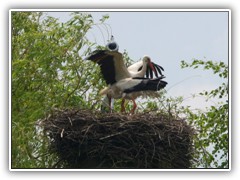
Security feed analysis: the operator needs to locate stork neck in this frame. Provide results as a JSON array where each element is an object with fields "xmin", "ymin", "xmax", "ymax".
[
  {"xmin": 132, "ymin": 60, "xmax": 148, "ymax": 78},
  {"xmin": 140, "ymin": 60, "xmax": 148, "ymax": 74}
]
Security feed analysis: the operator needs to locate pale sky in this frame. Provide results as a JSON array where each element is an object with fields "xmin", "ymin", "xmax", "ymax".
[{"xmin": 47, "ymin": 10, "xmax": 229, "ymax": 110}]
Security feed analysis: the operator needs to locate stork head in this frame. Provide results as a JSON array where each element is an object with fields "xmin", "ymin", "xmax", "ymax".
[
  {"xmin": 142, "ymin": 55, "xmax": 151, "ymax": 63},
  {"xmin": 142, "ymin": 56, "xmax": 158, "ymax": 77}
]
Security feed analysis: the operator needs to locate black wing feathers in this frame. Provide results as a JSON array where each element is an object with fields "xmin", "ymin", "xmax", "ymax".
[
  {"xmin": 85, "ymin": 50, "xmax": 116, "ymax": 85},
  {"xmin": 149, "ymin": 66, "xmax": 153, "ymax": 78},
  {"xmin": 143, "ymin": 62, "xmax": 165, "ymax": 78},
  {"xmin": 124, "ymin": 77, "xmax": 167, "ymax": 93},
  {"xmin": 146, "ymin": 66, "xmax": 150, "ymax": 78},
  {"xmin": 154, "ymin": 63, "xmax": 164, "ymax": 76},
  {"xmin": 98, "ymin": 57, "xmax": 116, "ymax": 85},
  {"xmin": 84, "ymin": 50, "xmax": 107, "ymax": 61}
]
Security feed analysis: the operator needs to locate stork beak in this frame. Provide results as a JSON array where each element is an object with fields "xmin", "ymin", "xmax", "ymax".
[{"xmin": 148, "ymin": 61, "xmax": 158, "ymax": 77}]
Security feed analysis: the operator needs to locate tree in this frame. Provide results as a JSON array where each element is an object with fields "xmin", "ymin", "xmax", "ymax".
[
  {"xmin": 181, "ymin": 59, "xmax": 229, "ymax": 168},
  {"xmin": 11, "ymin": 12, "xmax": 110, "ymax": 168}
]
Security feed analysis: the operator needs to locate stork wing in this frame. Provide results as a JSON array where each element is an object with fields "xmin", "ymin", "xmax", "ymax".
[
  {"xmin": 85, "ymin": 50, "xmax": 131, "ymax": 85},
  {"xmin": 126, "ymin": 58, "xmax": 165, "ymax": 79},
  {"xmin": 152, "ymin": 63, "xmax": 164, "ymax": 76},
  {"xmin": 145, "ymin": 62, "xmax": 165, "ymax": 78},
  {"xmin": 122, "ymin": 77, "xmax": 167, "ymax": 94},
  {"xmin": 118, "ymin": 77, "xmax": 167, "ymax": 93}
]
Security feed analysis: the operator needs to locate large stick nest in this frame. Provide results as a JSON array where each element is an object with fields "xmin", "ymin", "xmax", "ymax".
[{"xmin": 40, "ymin": 109, "xmax": 195, "ymax": 169}]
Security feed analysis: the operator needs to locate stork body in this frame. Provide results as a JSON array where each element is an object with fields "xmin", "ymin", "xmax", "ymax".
[
  {"xmin": 99, "ymin": 77, "xmax": 167, "ymax": 113},
  {"xmin": 128, "ymin": 58, "xmax": 165, "ymax": 79},
  {"xmin": 128, "ymin": 56, "xmax": 156, "ymax": 78},
  {"xmin": 85, "ymin": 50, "xmax": 167, "ymax": 113},
  {"xmin": 85, "ymin": 50, "xmax": 130, "ymax": 85}
]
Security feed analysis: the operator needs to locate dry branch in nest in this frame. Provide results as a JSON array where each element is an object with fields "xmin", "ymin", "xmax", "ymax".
[{"xmin": 40, "ymin": 109, "xmax": 195, "ymax": 169}]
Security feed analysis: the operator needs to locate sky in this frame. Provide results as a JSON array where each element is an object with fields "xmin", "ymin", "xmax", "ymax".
[{"xmin": 46, "ymin": 10, "xmax": 229, "ymax": 110}]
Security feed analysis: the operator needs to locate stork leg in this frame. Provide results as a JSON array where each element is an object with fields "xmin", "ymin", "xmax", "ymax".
[
  {"xmin": 130, "ymin": 99, "xmax": 137, "ymax": 114},
  {"xmin": 121, "ymin": 98, "xmax": 126, "ymax": 113}
]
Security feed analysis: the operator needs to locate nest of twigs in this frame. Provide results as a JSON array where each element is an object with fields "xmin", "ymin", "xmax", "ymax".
[{"xmin": 40, "ymin": 109, "xmax": 194, "ymax": 169}]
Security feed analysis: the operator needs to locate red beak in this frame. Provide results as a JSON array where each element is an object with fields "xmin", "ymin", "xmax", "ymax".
[{"xmin": 148, "ymin": 61, "xmax": 158, "ymax": 77}]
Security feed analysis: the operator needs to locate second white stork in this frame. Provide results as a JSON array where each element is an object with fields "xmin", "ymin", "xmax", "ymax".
[{"xmin": 128, "ymin": 57, "xmax": 165, "ymax": 79}]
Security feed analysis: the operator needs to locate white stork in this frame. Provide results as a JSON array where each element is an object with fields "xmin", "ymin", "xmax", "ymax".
[
  {"xmin": 127, "ymin": 57, "xmax": 165, "ymax": 79},
  {"xmin": 99, "ymin": 77, "xmax": 167, "ymax": 113},
  {"xmin": 101, "ymin": 55, "xmax": 164, "ymax": 112},
  {"xmin": 85, "ymin": 50, "xmax": 167, "ymax": 113}
]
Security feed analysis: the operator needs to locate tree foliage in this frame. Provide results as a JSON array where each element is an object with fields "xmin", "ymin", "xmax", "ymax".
[
  {"xmin": 181, "ymin": 59, "xmax": 229, "ymax": 168},
  {"xmin": 11, "ymin": 12, "xmax": 111, "ymax": 168}
]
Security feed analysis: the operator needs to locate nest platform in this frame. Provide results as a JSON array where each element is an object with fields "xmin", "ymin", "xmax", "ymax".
[{"xmin": 40, "ymin": 109, "xmax": 194, "ymax": 169}]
